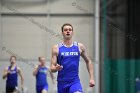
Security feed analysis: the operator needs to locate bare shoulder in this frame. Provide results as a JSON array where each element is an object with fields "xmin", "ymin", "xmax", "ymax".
[
  {"xmin": 16, "ymin": 66, "xmax": 22, "ymax": 73},
  {"xmin": 4, "ymin": 67, "xmax": 8, "ymax": 71},
  {"xmin": 78, "ymin": 42, "xmax": 86, "ymax": 52},
  {"xmin": 78, "ymin": 43, "xmax": 85, "ymax": 47},
  {"xmin": 52, "ymin": 44, "xmax": 58, "ymax": 50},
  {"xmin": 52, "ymin": 44, "xmax": 59, "ymax": 54},
  {"xmin": 17, "ymin": 66, "xmax": 21, "ymax": 71}
]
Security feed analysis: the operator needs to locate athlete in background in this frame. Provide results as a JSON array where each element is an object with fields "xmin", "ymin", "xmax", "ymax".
[
  {"xmin": 3, "ymin": 55, "xmax": 24, "ymax": 93},
  {"xmin": 33, "ymin": 56, "xmax": 54, "ymax": 93}
]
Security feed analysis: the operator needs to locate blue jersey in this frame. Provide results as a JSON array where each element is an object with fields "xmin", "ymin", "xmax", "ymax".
[
  {"xmin": 57, "ymin": 42, "xmax": 80, "ymax": 82},
  {"xmin": 6, "ymin": 66, "xmax": 18, "ymax": 87},
  {"xmin": 36, "ymin": 66, "xmax": 48, "ymax": 86}
]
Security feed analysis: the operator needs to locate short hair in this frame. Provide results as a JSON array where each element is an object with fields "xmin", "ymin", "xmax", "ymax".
[
  {"xmin": 38, "ymin": 56, "xmax": 45, "ymax": 61},
  {"xmin": 10, "ymin": 56, "xmax": 17, "ymax": 60},
  {"xmin": 61, "ymin": 23, "xmax": 73, "ymax": 32}
]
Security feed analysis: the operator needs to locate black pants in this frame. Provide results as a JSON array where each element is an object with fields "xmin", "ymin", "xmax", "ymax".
[{"xmin": 6, "ymin": 86, "xmax": 16, "ymax": 93}]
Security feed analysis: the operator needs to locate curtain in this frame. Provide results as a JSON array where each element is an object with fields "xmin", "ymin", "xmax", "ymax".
[{"xmin": 100, "ymin": 0, "xmax": 140, "ymax": 93}]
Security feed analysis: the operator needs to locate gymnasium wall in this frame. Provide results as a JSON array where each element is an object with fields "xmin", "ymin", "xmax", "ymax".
[{"xmin": 0, "ymin": 0, "xmax": 96, "ymax": 93}]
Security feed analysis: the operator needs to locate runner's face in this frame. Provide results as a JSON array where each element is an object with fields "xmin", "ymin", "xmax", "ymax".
[
  {"xmin": 10, "ymin": 57, "xmax": 16, "ymax": 65},
  {"xmin": 39, "ymin": 57, "xmax": 46, "ymax": 65},
  {"xmin": 62, "ymin": 25, "xmax": 73, "ymax": 39}
]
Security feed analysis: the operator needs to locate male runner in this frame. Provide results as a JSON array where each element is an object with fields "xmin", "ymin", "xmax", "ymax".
[
  {"xmin": 33, "ymin": 56, "xmax": 54, "ymax": 93},
  {"xmin": 51, "ymin": 23, "xmax": 95, "ymax": 93},
  {"xmin": 2, "ymin": 55, "xmax": 24, "ymax": 93}
]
